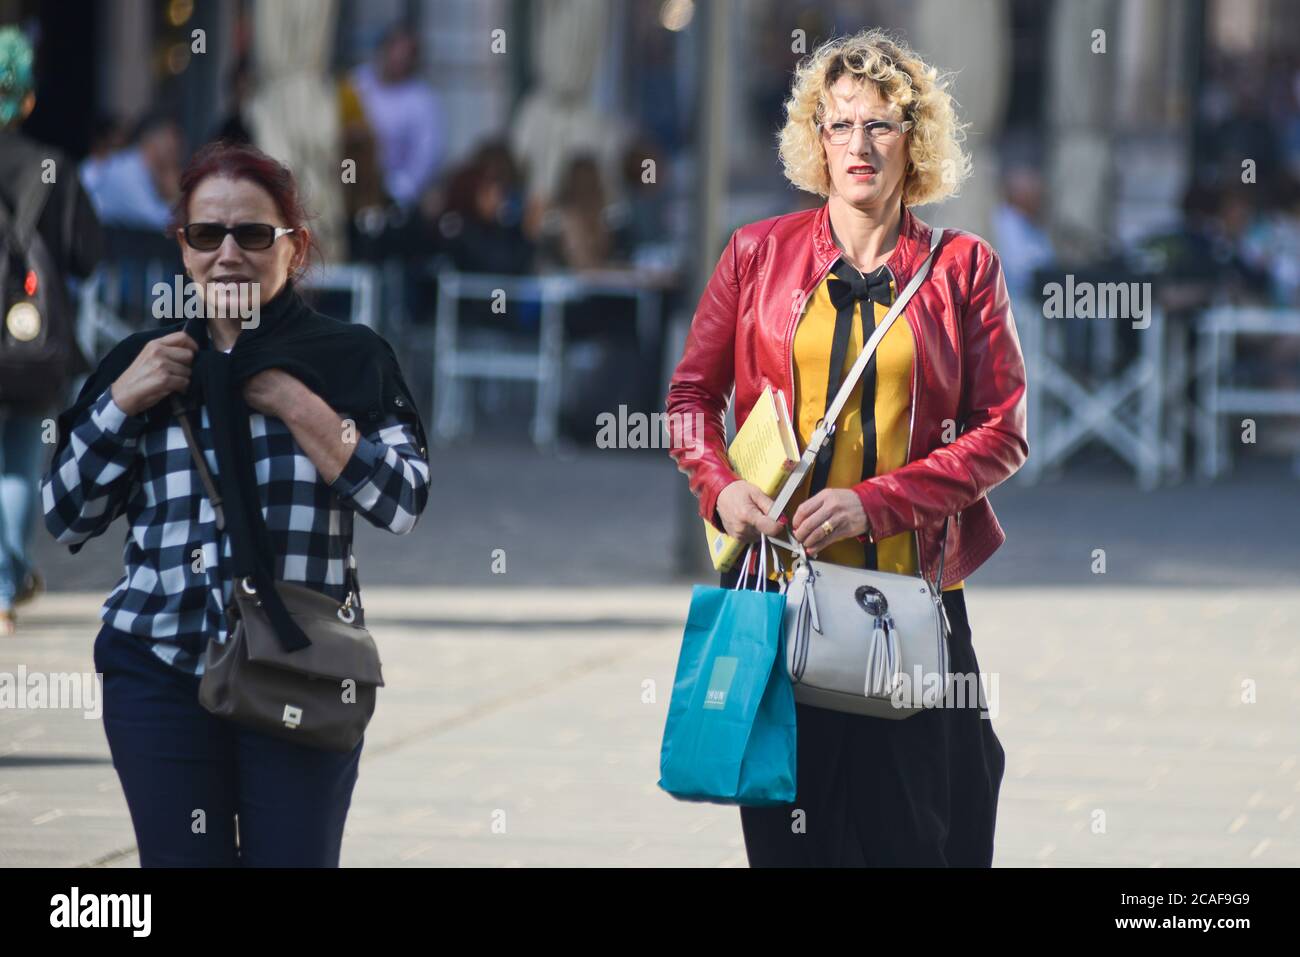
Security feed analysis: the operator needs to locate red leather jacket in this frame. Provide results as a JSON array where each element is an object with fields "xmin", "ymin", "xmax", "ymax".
[{"xmin": 665, "ymin": 202, "xmax": 1028, "ymax": 588}]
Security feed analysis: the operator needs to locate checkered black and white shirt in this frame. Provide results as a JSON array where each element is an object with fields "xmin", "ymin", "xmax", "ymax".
[{"xmin": 42, "ymin": 385, "xmax": 431, "ymax": 674}]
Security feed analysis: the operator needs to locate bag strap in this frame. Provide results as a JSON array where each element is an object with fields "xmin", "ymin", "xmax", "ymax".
[
  {"xmin": 12, "ymin": 164, "xmax": 52, "ymax": 253},
  {"xmin": 171, "ymin": 396, "xmax": 226, "ymax": 530},
  {"xmin": 0, "ymin": 163, "xmax": 54, "ymax": 263},
  {"xmin": 0, "ymin": 166, "xmax": 54, "ymax": 326},
  {"xmin": 169, "ymin": 394, "xmax": 362, "ymax": 604}
]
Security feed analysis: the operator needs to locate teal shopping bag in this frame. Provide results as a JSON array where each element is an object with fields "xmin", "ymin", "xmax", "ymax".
[{"xmin": 658, "ymin": 544, "xmax": 797, "ymax": 806}]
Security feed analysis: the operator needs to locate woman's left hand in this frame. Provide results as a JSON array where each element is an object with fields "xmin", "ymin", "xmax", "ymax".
[
  {"xmin": 792, "ymin": 488, "xmax": 868, "ymax": 556},
  {"xmin": 242, "ymin": 369, "xmax": 303, "ymax": 418}
]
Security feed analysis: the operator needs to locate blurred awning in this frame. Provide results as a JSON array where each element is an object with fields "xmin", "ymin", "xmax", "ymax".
[
  {"xmin": 510, "ymin": 0, "xmax": 628, "ymax": 206},
  {"xmin": 245, "ymin": 0, "xmax": 346, "ymax": 260}
]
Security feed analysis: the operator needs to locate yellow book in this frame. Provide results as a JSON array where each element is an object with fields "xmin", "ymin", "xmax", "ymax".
[{"xmin": 703, "ymin": 385, "xmax": 800, "ymax": 571}]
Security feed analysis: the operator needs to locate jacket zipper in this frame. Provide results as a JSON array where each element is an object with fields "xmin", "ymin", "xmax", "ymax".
[
  {"xmin": 895, "ymin": 266, "xmax": 928, "ymax": 589},
  {"xmin": 909, "ymin": 338, "xmax": 931, "ymax": 589},
  {"xmin": 907, "ymin": 317, "xmax": 949, "ymax": 604}
]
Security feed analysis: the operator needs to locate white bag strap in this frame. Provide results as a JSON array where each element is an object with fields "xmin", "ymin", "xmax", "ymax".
[{"xmin": 767, "ymin": 226, "xmax": 945, "ymax": 559}]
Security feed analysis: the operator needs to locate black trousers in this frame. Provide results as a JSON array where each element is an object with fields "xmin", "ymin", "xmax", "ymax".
[{"xmin": 721, "ymin": 564, "xmax": 1006, "ymax": 867}]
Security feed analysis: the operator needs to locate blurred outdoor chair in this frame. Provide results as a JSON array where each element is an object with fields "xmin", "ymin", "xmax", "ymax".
[
  {"xmin": 299, "ymin": 262, "xmax": 380, "ymax": 328},
  {"xmin": 1016, "ymin": 264, "xmax": 1170, "ymax": 489},
  {"xmin": 77, "ymin": 265, "xmax": 174, "ymax": 365},
  {"xmin": 1193, "ymin": 305, "xmax": 1300, "ymax": 479},
  {"xmin": 430, "ymin": 266, "xmax": 670, "ymax": 449},
  {"xmin": 77, "ymin": 266, "xmax": 150, "ymax": 363}
]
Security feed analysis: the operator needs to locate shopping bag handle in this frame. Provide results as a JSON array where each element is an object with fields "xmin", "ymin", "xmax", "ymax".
[{"xmin": 733, "ymin": 535, "xmax": 787, "ymax": 594}]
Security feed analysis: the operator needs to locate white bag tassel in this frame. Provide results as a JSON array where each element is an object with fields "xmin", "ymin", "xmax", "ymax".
[
  {"xmin": 883, "ymin": 613, "xmax": 900, "ymax": 693},
  {"xmin": 866, "ymin": 618, "xmax": 886, "ymax": 697},
  {"xmin": 865, "ymin": 614, "xmax": 902, "ymax": 697}
]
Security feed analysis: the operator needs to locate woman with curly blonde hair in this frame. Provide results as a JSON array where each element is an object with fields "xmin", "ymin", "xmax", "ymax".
[{"xmin": 666, "ymin": 27, "xmax": 1027, "ymax": 866}]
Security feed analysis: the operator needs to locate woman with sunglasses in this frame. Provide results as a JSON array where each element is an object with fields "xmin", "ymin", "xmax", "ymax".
[{"xmin": 42, "ymin": 140, "xmax": 430, "ymax": 867}]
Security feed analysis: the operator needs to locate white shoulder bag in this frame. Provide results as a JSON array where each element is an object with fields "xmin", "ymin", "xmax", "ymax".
[{"xmin": 765, "ymin": 226, "xmax": 952, "ymax": 719}]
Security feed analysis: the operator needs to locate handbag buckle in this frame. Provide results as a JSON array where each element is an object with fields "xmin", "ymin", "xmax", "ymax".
[
  {"xmin": 338, "ymin": 590, "xmax": 357, "ymax": 624},
  {"xmin": 239, "ymin": 576, "xmax": 265, "ymax": 607}
]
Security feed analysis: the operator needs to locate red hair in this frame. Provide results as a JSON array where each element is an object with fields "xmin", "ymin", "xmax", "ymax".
[{"xmin": 170, "ymin": 139, "xmax": 320, "ymax": 279}]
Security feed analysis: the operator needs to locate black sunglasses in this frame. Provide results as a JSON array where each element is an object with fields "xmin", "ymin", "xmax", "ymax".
[{"xmin": 181, "ymin": 222, "xmax": 296, "ymax": 251}]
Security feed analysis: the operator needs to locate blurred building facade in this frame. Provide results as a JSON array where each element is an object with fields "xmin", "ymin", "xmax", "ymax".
[{"xmin": 1, "ymin": 0, "xmax": 1292, "ymax": 259}]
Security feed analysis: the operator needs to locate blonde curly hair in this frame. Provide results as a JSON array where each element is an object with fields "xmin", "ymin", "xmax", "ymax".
[{"xmin": 777, "ymin": 28, "xmax": 971, "ymax": 207}]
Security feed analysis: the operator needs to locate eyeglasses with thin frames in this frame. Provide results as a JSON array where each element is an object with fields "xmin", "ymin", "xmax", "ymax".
[{"xmin": 818, "ymin": 119, "xmax": 914, "ymax": 146}]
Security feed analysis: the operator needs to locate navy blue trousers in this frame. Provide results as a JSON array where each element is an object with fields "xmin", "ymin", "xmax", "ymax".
[{"xmin": 93, "ymin": 624, "xmax": 363, "ymax": 867}]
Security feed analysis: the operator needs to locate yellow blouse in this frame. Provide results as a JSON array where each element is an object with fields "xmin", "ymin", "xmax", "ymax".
[{"xmin": 768, "ymin": 257, "xmax": 963, "ymax": 590}]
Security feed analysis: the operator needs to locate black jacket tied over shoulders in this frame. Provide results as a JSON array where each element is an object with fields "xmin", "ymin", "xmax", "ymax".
[{"xmin": 52, "ymin": 280, "xmax": 427, "ymax": 653}]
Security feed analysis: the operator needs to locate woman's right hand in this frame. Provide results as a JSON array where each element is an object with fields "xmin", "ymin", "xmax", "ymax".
[
  {"xmin": 716, "ymin": 480, "xmax": 786, "ymax": 544},
  {"xmin": 110, "ymin": 332, "xmax": 198, "ymax": 417}
]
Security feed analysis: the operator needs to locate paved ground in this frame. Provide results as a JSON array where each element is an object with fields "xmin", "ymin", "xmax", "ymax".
[
  {"xmin": 1, "ymin": 443, "xmax": 1297, "ymax": 866},
  {"xmin": 29, "ymin": 439, "xmax": 1300, "ymax": 591}
]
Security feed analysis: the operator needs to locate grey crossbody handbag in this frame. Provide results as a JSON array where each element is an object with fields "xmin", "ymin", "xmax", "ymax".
[
  {"xmin": 171, "ymin": 397, "xmax": 384, "ymax": 752},
  {"xmin": 765, "ymin": 227, "xmax": 952, "ymax": 719}
]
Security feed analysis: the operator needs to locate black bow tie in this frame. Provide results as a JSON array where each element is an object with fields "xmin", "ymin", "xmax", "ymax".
[
  {"xmin": 827, "ymin": 260, "xmax": 892, "ymax": 311},
  {"xmin": 806, "ymin": 256, "xmax": 893, "ymax": 534}
]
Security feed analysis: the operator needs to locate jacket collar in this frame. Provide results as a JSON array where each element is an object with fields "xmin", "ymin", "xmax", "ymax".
[{"xmin": 811, "ymin": 199, "xmax": 931, "ymax": 282}]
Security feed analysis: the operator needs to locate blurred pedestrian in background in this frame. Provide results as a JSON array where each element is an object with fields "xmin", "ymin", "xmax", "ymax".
[
  {"xmin": 537, "ymin": 152, "xmax": 617, "ymax": 271},
  {"xmin": 79, "ymin": 110, "xmax": 184, "ymax": 231},
  {"xmin": 992, "ymin": 162, "xmax": 1054, "ymax": 299},
  {"xmin": 210, "ymin": 55, "xmax": 254, "ymax": 146},
  {"xmin": 81, "ymin": 113, "xmax": 129, "ymax": 182},
  {"xmin": 0, "ymin": 26, "xmax": 101, "ymax": 636},
  {"xmin": 350, "ymin": 22, "xmax": 446, "ymax": 212},
  {"xmin": 434, "ymin": 138, "xmax": 534, "ymax": 275}
]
